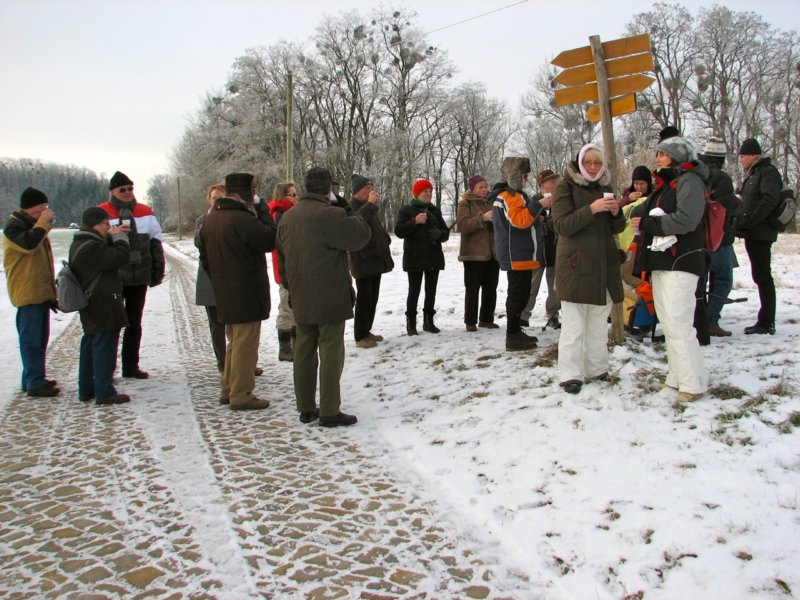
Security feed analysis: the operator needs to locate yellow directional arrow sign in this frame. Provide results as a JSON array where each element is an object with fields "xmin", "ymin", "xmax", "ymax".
[
  {"xmin": 585, "ymin": 94, "xmax": 637, "ymax": 122},
  {"xmin": 554, "ymin": 73, "xmax": 655, "ymax": 107},
  {"xmin": 552, "ymin": 53, "xmax": 655, "ymax": 87},
  {"xmin": 551, "ymin": 33, "xmax": 651, "ymax": 69}
]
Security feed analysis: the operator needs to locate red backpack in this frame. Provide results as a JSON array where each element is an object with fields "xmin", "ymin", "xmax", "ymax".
[{"xmin": 704, "ymin": 193, "xmax": 726, "ymax": 252}]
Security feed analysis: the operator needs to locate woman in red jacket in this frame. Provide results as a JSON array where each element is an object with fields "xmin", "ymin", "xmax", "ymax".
[{"xmin": 268, "ymin": 182, "xmax": 298, "ymax": 361}]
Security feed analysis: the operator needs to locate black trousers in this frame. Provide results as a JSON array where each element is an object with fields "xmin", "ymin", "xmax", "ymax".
[
  {"xmin": 407, "ymin": 270, "xmax": 439, "ymax": 315},
  {"xmin": 506, "ymin": 270, "xmax": 532, "ymax": 334},
  {"xmin": 744, "ymin": 238, "xmax": 775, "ymax": 327},
  {"xmin": 463, "ymin": 260, "xmax": 500, "ymax": 325},
  {"xmin": 121, "ymin": 284, "xmax": 148, "ymax": 373},
  {"xmin": 205, "ymin": 305, "xmax": 227, "ymax": 372},
  {"xmin": 354, "ymin": 274, "xmax": 382, "ymax": 341}
]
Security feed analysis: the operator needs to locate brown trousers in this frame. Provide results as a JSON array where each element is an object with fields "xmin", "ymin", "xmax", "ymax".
[{"xmin": 222, "ymin": 321, "xmax": 261, "ymax": 406}]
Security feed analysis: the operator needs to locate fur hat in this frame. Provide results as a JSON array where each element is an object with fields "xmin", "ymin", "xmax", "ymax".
[
  {"xmin": 739, "ymin": 138, "xmax": 762, "ymax": 156},
  {"xmin": 351, "ymin": 174, "xmax": 372, "ymax": 195},
  {"xmin": 631, "ymin": 165, "xmax": 652, "ymax": 183},
  {"xmin": 224, "ymin": 173, "xmax": 255, "ymax": 202},
  {"xmin": 20, "ymin": 187, "xmax": 48, "ymax": 209},
  {"xmin": 656, "ymin": 136, "xmax": 697, "ymax": 164},
  {"xmin": 535, "ymin": 170, "xmax": 559, "ymax": 188},
  {"xmin": 500, "ymin": 157, "xmax": 531, "ymax": 190},
  {"xmin": 703, "ymin": 138, "xmax": 727, "ymax": 157},
  {"xmin": 467, "ymin": 175, "xmax": 486, "ymax": 190},
  {"xmin": 82, "ymin": 206, "xmax": 109, "ymax": 227},
  {"xmin": 304, "ymin": 167, "xmax": 333, "ymax": 195},
  {"xmin": 109, "ymin": 171, "xmax": 133, "ymax": 190},
  {"xmin": 412, "ymin": 178, "xmax": 433, "ymax": 197},
  {"xmin": 658, "ymin": 126, "xmax": 680, "ymax": 142}
]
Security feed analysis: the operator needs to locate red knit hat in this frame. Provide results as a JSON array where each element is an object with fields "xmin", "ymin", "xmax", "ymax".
[{"xmin": 412, "ymin": 178, "xmax": 433, "ymax": 197}]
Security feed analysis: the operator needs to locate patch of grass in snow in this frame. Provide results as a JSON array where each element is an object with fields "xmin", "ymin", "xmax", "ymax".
[
  {"xmin": 533, "ymin": 343, "xmax": 558, "ymax": 368},
  {"xmin": 622, "ymin": 592, "xmax": 644, "ymax": 600},
  {"xmin": 633, "ymin": 367, "xmax": 666, "ymax": 394},
  {"xmin": 735, "ymin": 550, "xmax": 753, "ymax": 561},
  {"xmin": 777, "ymin": 411, "xmax": 800, "ymax": 434},
  {"xmin": 642, "ymin": 528, "xmax": 654, "ymax": 544},
  {"xmin": 766, "ymin": 377, "xmax": 795, "ymax": 397},
  {"xmin": 775, "ymin": 579, "xmax": 793, "ymax": 595},
  {"xmin": 709, "ymin": 383, "xmax": 748, "ymax": 400}
]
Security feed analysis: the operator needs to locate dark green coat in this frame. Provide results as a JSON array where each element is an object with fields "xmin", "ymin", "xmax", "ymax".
[
  {"xmin": 277, "ymin": 192, "xmax": 371, "ymax": 324},
  {"xmin": 552, "ymin": 163, "xmax": 625, "ymax": 306}
]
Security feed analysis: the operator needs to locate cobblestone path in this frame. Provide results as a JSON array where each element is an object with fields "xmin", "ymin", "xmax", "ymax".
[{"xmin": 0, "ymin": 247, "xmax": 549, "ymax": 599}]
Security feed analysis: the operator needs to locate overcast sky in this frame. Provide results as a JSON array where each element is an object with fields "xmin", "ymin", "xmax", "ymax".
[{"xmin": 1, "ymin": 0, "xmax": 797, "ymax": 198}]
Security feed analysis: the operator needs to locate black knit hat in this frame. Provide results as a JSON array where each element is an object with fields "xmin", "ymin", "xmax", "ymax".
[
  {"xmin": 305, "ymin": 167, "xmax": 333, "ymax": 195},
  {"xmin": 739, "ymin": 138, "xmax": 762, "ymax": 156},
  {"xmin": 631, "ymin": 165, "xmax": 652, "ymax": 183},
  {"xmin": 20, "ymin": 187, "xmax": 48, "ymax": 209},
  {"xmin": 351, "ymin": 174, "xmax": 371, "ymax": 195},
  {"xmin": 82, "ymin": 207, "xmax": 110, "ymax": 227},
  {"xmin": 109, "ymin": 171, "xmax": 133, "ymax": 190},
  {"xmin": 658, "ymin": 126, "xmax": 680, "ymax": 142},
  {"xmin": 224, "ymin": 173, "xmax": 255, "ymax": 202}
]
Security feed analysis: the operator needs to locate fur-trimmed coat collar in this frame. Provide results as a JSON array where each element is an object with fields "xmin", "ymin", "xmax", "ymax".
[{"xmin": 564, "ymin": 160, "xmax": 612, "ymax": 188}]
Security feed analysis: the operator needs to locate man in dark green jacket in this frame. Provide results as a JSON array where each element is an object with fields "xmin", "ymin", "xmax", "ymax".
[
  {"xmin": 278, "ymin": 167, "xmax": 371, "ymax": 427},
  {"xmin": 735, "ymin": 138, "xmax": 783, "ymax": 335}
]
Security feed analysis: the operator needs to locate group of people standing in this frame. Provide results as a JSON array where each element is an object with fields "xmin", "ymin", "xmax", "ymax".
[
  {"xmin": 4, "ymin": 130, "xmax": 786, "ymax": 417},
  {"xmin": 3, "ymin": 171, "xmax": 164, "ymax": 404}
]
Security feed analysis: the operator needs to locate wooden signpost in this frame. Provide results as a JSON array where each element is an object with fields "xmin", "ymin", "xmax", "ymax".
[{"xmin": 551, "ymin": 33, "xmax": 656, "ymax": 344}]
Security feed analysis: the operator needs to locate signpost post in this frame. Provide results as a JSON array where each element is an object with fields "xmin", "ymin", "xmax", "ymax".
[{"xmin": 551, "ymin": 33, "xmax": 656, "ymax": 344}]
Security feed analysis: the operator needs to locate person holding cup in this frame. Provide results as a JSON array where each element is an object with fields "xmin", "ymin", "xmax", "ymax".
[
  {"xmin": 395, "ymin": 178, "xmax": 449, "ymax": 336},
  {"xmin": 551, "ymin": 143, "xmax": 625, "ymax": 395},
  {"xmin": 521, "ymin": 170, "xmax": 562, "ymax": 330}
]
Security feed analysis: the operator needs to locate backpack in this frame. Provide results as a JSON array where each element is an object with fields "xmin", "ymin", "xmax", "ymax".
[
  {"xmin": 704, "ymin": 194, "xmax": 727, "ymax": 252},
  {"xmin": 56, "ymin": 243, "xmax": 102, "ymax": 313},
  {"xmin": 768, "ymin": 186, "xmax": 797, "ymax": 232}
]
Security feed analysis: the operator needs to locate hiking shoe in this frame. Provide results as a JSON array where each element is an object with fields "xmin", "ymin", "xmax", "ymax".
[
  {"xmin": 676, "ymin": 391, "xmax": 704, "ymax": 402},
  {"xmin": 466, "ymin": 324, "xmax": 478, "ymax": 332},
  {"xmin": 255, "ymin": 367, "xmax": 264, "ymax": 376},
  {"xmin": 299, "ymin": 409, "xmax": 320, "ymax": 424},
  {"xmin": 506, "ymin": 330, "xmax": 538, "ymax": 351},
  {"xmin": 319, "ymin": 412, "xmax": 358, "ymax": 427},
  {"xmin": 230, "ymin": 396, "xmax": 270, "ymax": 410},
  {"xmin": 367, "ymin": 332, "xmax": 384, "ymax": 342},
  {"xmin": 519, "ymin": 319, "xmax": 530, "ymax": 327},
  {"xmin": 96, "ymin": 394, "xmax": 130, "ymax": 405},
  {"xmin": 27, "ymin": 384, "xmax": 60, "ymax": 397},
  {"xmin": 708, "ymin": 325, "xmax": 732, "ymax": 337},
  {"xmin": 744, "ymin": 324, "xmax": 775, "ymax": 335},
  {"xmin": 560, "ymin": 379, "xmax": 583, "ymax": 394},
  {"xmin": 79, "ymin": 394, "xmax": 94, "ymax": 402},
  {"xmin": 356, "ymin": 338, "xmax": 378, "ymax": 349},
  {"xmin": 219, "ymin": 397, "xmax": 230, "ymax": 405},
  {"xmin": 478, "ymin": 321, "xmax": 500, "ymax": 329},
  {"xmin": 122, "ymin": 368, "xmax": 149, "ymax": 379}
]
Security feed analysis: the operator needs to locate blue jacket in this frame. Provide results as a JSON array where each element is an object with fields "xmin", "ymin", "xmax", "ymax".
[{"xmin": 491, "ymin": 183, "xmax": 541, "ymax": 271}]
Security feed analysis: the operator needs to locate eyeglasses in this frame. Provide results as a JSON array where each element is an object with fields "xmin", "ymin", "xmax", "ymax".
[{"xmin": 118, "ymin": 186, "xmax": 134, "ymax": 193}]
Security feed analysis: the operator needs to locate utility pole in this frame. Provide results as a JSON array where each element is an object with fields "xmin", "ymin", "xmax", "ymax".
[
  {"xmin": 286, "ymin": 70, "xmax": 293, "ymax": 181},
  {"xmin": 589, "ymin": 35, "xmax": 617, "ymax": 188},
  {"xmin": 177, "ymin": 176, "xmax": 182, "ymax": 240}
]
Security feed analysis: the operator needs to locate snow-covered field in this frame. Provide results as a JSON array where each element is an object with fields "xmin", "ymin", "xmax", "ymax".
[{"xmin": 1, "ymin": 229, "xmax": 798, "ymax": 599}]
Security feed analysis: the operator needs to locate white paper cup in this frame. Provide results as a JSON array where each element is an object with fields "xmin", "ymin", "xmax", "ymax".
[
  {"xmin": 603, "ymin": 193, "xmax": 614, "ymax": 199},
  {"xmin": 543, "ymin": 192, "xmax": 552, "ymax": 198}
]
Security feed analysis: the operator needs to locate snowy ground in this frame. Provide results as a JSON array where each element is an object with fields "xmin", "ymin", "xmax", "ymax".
[{"xmin": 1, "ymin": 229, "xmax": 798, "ymax": 599}]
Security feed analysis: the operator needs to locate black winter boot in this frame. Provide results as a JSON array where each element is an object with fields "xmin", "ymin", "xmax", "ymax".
[
  {"xmin": 422, "ymin": 311, "xmax": 440, "ymax": 333},
  {"xmin": 506, "ymin": 330, "xmax": 538, "ymax": 351},
  {"xmin": 406, "ymin": 312, "xmax": 418, "ymax": 336},
  {"xmin": 278, "ymin": 330, "xmax": 293, "ymax": 362}
]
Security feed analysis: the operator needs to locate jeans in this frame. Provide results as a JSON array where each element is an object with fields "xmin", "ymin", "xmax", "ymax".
[
  {"xmin": 744, "ymin": 239, "xmax": 775, "ymax": 327},
  {"xmin": 16, "ymin": 302, "xmax": 51, "ymax": 391},
  {"xmin": 354, "ymin": 275, "xmax": 382, "ymax": 341},
  {"xmin": 706, "ymin": 244, "xmax": 734, "ymax": 326},
  {"xmin": 463, "ymin": 260, "xmax": 499, "ymax": 325},
  {"xmin": 79, "ymin": 330, "xmax": 120, "ymax": 400}
]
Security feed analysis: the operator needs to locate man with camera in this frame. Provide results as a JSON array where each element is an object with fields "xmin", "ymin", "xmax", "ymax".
[
  {"xmin": 98, "ymin": 171, "xmax": 165, "ymax": 379},
  {"xmin": 3, "ymin": 187, "xmax": 60, "ymax": 397}
]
